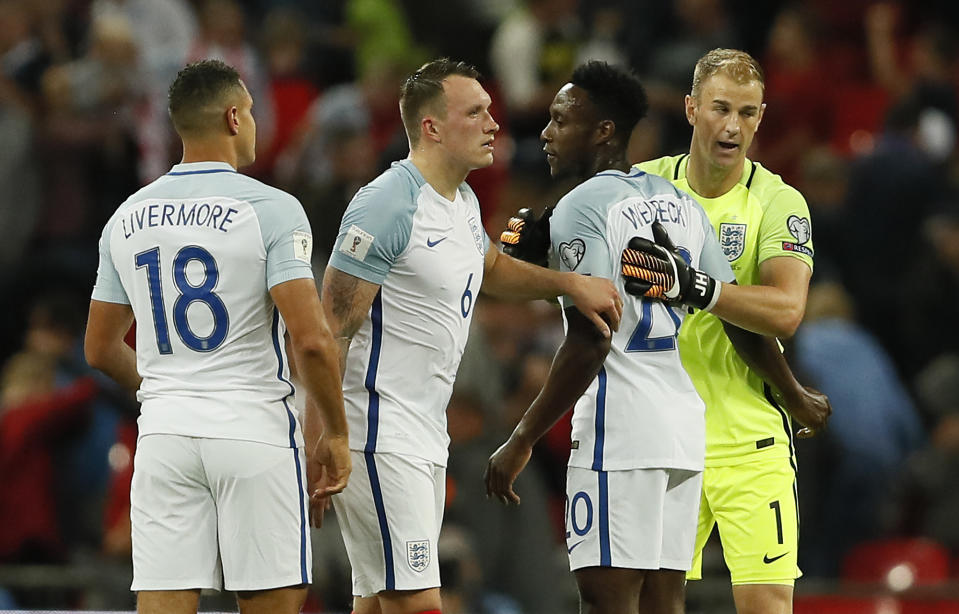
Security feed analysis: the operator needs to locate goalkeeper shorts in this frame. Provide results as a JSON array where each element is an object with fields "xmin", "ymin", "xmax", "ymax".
[{"xmin": 688, "ymin": 456, "xmax": 801, "ymax": 585}]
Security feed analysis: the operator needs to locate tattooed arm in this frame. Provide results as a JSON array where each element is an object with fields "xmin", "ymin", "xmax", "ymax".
[{"xmin": 320, "ymin": 266, "xmax": 382, "ymax": 375}]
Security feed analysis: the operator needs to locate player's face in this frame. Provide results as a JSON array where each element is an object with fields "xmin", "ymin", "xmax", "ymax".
[
  {"xmin": 235, "ymin": 82, "xmax": 256, "ymax": 168},
  {"xmin": 436, "ymin": 75, "xmax": 499, "ymax": 171},
  {"xmin": 541, "ymin": 83, "xmax": 597, "ymax": 181},
  {"xmin": 686, "ymin": 73, "xmax": 765, "ymax": 173}
]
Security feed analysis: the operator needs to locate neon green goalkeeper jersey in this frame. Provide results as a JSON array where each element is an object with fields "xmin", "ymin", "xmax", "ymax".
[{"xmin": 636, "ymin": 154, "xmax": 814, "ymax": 466}]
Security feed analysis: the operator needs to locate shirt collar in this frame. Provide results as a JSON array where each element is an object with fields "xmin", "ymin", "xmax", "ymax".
[{"xmin": 167, "ymin": 161, "xmax": 237, "ymax": 176}]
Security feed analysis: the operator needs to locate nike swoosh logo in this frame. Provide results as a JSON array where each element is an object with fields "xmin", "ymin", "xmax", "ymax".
[
  {"xmin": 763, "ymin": 552, "xmax": 788, "ymax": 564},
  {"xmin": 426, "ymin": 236, "xmax": 447, "ymax": 248},
  {"xmin": 567, "ymin": 540, "xmax": 585, "ymax": 554}
]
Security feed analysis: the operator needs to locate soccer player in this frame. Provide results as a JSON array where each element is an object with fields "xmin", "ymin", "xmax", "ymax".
[
  {"xmin": 320, "ymin": 58, "xmax": 623, "ymax": 614},
  {"xmin": 487, "ymin": 58, "xmax": 812, "ymax": 614},
  {"xmin": 632, "ymin": 49, "xmax": 830, "ymax": 614},
  {"xmin": 84, "ymin": 60, "xmax": 350, "ymax": 614}
]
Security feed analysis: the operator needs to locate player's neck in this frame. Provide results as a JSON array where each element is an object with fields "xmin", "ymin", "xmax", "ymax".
[
  {"xmin": 591, "ymin": 153, "xmax": 631, "ymax": 177},
  {"xmin": 180, "ymin": 141, "xmax": 239, "ymax": 170},
  {"xmin": 409, "ymin": 150, "xmax": 468, "ymax": 202},
  {"xmin": 685, "ymin": 153, "xmax": 744, "ymax": 198}
]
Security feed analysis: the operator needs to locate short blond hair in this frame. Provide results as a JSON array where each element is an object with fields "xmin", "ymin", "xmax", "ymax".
[{"xmin": 690, "ymin": 48, "xmax": 764, "ymax": 99}]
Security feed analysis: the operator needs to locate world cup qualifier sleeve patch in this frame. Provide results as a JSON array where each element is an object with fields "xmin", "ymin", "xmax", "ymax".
[
  {"xmin": 782, "ymin": 215, "xmax": 813, "ymax": 256},
  {"xmin": 339, "ymin": 224, "xmax": 374, "ymax": 262},
  {"xmin": 292, "ymin": 231, "xmax": 312, "ymax": 263}
]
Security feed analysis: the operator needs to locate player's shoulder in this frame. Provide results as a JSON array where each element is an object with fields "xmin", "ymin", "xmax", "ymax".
[
  {"xmin": 349, "ymin": 159, "xmax": 423, "ymax": 212},
  {"xmin": 228, "ymin": 172, "xmax": 303, "ymax": 210},
  {"xmin": 635, "ymin": 154, "xmax": 686, "ymax": 180},
  {"xmin": 746, "ymin": 160, "xmax": 806, "ymax": 208},
  {"xmin": 362, "ymin": 159, "xmax": 422, "ymax": 198}
]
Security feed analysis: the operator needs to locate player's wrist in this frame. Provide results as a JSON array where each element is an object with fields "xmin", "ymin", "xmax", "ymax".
[
  {"xmin": 684, "ymin": 269, "xmax": 719, "ymax": 311},
  {"xmin": 510, "ymin": 425, "xmax": 538, "ymax": 449}
]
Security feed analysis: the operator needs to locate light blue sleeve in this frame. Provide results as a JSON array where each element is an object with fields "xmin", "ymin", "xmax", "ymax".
[
  {"xmin": 327, "ymin": 171, "xmax": 418, "ymax": 284},
  {"xmin": 91, "ymin": 214, "xmax": 129, "ymax": 304},
  {"xmin": 550, "ymin": 188, "xmax": 612, "ymax": 285},
  {"xmin": 690, "ymin": 198, "xmax": 736, "ymax": 283},
  {"xmin": 252, "ymin": 188, "xmax": 315, "ymax": 289}
]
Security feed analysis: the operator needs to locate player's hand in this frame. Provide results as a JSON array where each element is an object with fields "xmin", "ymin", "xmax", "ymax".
[
  {"xmin": 500, "ymin": 207, "xmax": 552, "ymax": 267},
  {"xmin": 306, "ymin": 433, "xmax": 351, "ymax": 528},
  {"xmin": 567, "ymin": 274, "xmax": 623, "ymax": 338},
  {"xmin": 782, "ymin": 386, "xmax": 831, "ymax": 438},
  {"xmin": 621, "ymin": 221, "xmax": 720, "ymax": 311},
  {"xmin": 484, "ymin": 436, "xmax": 532, "ymax": 505}
]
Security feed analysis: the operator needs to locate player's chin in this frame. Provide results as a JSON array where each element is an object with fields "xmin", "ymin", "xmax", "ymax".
[{"xmin": 473, "ymin": 151, "xmax": 495, "ymax": 169}]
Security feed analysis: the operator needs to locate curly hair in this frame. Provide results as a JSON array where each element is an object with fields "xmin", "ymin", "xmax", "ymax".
[{"xmin": 570, "ymin": 60, "xmax": 648, "ymax": 143}]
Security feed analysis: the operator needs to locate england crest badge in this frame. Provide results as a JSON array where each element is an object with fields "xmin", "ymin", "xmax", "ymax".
[
  {"xmin": 719, "ymin": 223, "xmax": 746, "ymax": 261},
  {"xmin": 407, "ymin": 540, "xmax": 430, "ymax": 572}
]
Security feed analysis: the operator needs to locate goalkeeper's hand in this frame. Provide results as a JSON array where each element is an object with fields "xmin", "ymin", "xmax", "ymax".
[
  {"xmin": 620, "ymin": 221, "xmax": 721, "ymax": 311},
  {"xmin": 500, "ymin": 207, "xmax": 552, "ymax": 267}
]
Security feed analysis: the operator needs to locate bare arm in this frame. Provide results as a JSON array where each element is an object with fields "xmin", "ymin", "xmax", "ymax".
[
  {"xmin": 481, "ymin": 247, "xmax": 623, "ymax": 337},
  {"xmin": 271, "ymin": 278, "xmax": 351, "ymax": 507},
  {"xmin": 710, "ymin": 257, "xmax": 811, "ymax": 338},
  {"xmin": 721, "ymin": 320, "xmax": 831, "ymax": 436},
  {"xmin": 485, "ymin": 307, "xmax": 611, "ymax": 504},
  {"xmin": 84, "ymin": 300, "xmax": 140, "ymax": 392},
  {"xmin": 320, "ymin": 266, "xmax": 382, "ymax": 374}
]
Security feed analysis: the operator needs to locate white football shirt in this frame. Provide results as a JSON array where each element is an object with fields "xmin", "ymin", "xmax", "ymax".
[
  {"xmin": 92, "ymin": 161, "xmax": 315, "ymax": 448},
  {"xmin": 328, "ymin": 160, "xmax": 489, "ymax": 467},
  {"xmin": 551, "ymin": 168, "xmax": 736, "ymax": 472}
]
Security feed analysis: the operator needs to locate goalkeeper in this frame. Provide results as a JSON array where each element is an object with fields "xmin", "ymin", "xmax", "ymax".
[{"xmin": 627, "ymin": 49, "xmax": 827, "ymax": 614}]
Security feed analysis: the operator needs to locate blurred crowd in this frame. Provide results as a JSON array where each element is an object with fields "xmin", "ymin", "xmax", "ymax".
[{"xmin": 1, "ymin": 0, "xmax": 959, "ymax": 611}]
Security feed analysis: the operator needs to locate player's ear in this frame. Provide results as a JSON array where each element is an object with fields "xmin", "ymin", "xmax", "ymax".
[
  {"xmin": 227, "ymin": 105, "xmax": 240, "ymax": 136},
  {"xmin": 684, "ymin": 94, "xmax": 696, "ymax": 127},
  {"xmin": 594, "ymin": 119, "xmax": 615, "ymax": 146},
  {"xmin": 422, "ymin": 116, "xmax": 441, "ymax": 143},
  {"xmin": 756, "ymin": 102, "xmax": 767, "ymax": 128}
]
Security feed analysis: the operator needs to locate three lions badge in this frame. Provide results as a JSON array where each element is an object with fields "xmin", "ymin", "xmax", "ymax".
[
  {"xmin": 719, "ymin": 223, "xmax": 746, "ymax": 261},
  {"xmin": 407, "ymin": 540, "xmax": 430, "ymax": 572}
]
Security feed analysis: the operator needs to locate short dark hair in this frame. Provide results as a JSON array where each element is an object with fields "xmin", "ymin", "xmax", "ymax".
[
  {"xmin": 168, "ymin": 59, "xmax": 245, "ymax": 136},
  {"xmin": 399, "ymin": 58, "xmax": 481, "ymax": 146},
  {"xmin": 570, "ymin": 61, "xmax": 648, "ymax": 143}
]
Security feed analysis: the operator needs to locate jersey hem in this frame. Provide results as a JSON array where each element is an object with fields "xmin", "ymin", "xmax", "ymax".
[
  {"xmin": 136, "ymin": 430, "xmax": 303, "ymax": 449},
  {"xmin": 348, "ymin": 445, "xmax": 448, "ymax": 468}
]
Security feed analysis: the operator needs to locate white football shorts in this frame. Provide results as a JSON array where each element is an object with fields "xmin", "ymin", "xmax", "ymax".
[
  {"xmin": 565, "ymin": 466, "xmax": 702, "ymax": 572},
  {"xmin": 130, "ymin": 434, "xmax": 311, "ymax": 591},
  {"xmin": 332, "ymin": 451, "xmax": 445, "ymax": 597}
]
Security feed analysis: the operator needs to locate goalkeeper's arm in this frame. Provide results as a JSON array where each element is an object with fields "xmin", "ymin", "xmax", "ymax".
[{"xmin": 621, "ymin": 222, "xmax": 810, "ymax": 338}]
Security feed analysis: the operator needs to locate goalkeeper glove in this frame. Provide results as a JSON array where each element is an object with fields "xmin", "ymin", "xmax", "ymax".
[
  {"xmin": 500, "ymin": 207, "xmax": 552, "ymax": 267},
  {"xmin": 621, "ymin": 221, "xmax": 721, "ymax": 311}
]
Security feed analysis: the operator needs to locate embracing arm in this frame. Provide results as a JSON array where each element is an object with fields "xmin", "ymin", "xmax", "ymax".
[
  {"xmin": 721, "ymin": 320, "xmax": 831, "ymax": 436},
  {"xmin": 481, "ymin": 247, "xmax": 622, "ymax": 337},
  {"xmin": 710, "ymin": 257, "xmax": 811, "ymax": 338},
  {"xmin": 84, "ymin": 300, "xmax": 141, "ymax": 392},
  {"xmin": 485, "ymin": 307, "xmax": 611, "ymax": 504}
]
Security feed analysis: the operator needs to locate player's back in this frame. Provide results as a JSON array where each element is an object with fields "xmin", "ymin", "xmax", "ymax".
[
  {"xmin": 97, "ymin": 162, "xmax": 313, "ymax": 447},
  {"xmin": 551, "ymin": 169, "xmax": 735, "ymax": 473}
]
